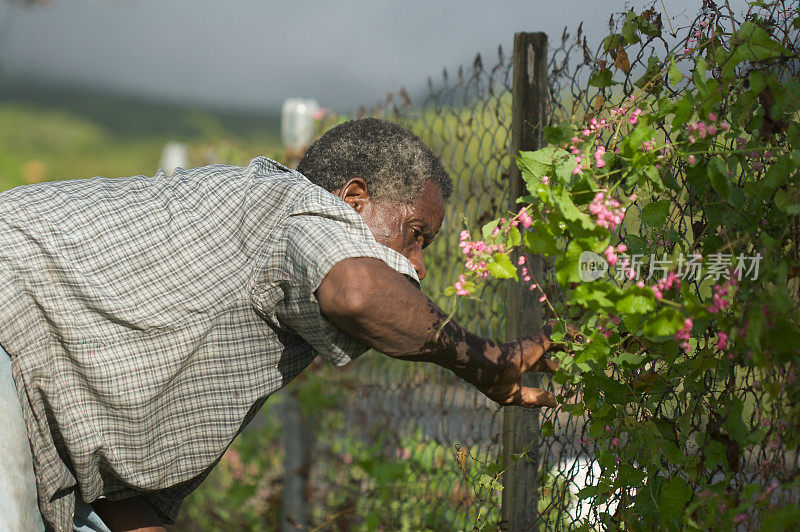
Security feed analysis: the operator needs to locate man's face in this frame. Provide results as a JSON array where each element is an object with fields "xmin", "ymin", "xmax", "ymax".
[{"xmin": 336, "ymin": 180, "xmax": 445, "ymax": 281}]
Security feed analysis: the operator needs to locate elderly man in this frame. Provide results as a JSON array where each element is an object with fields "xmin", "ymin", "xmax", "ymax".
[{"xmin": 0, "ymin": 118, "xmax": 563, "ymax": 531}]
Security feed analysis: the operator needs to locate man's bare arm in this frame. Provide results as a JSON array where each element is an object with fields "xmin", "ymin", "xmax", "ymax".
[{"xmin": 315, "ymin": 257, "xmax": 559, "ymax": 407}]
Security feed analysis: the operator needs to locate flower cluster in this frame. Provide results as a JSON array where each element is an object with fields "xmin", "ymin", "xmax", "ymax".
[
  {"xmin": 517, "ymin": 207, "xmax": 533, "ymax": 229},
  {"xmin": 707, "ymin": 277, "xmax": 736, "ymax": 313},
  {"xmin": 589, "ymin": 191, "xmax": 626, "ymax": 230},
  {"xmin": 683, "ymin": 19, "xmax": 712, "ymax": 55},
  {"xmin": 686, "ymin": 113, "xmax": 730, "ymax": 144},
  {"xmin": 674, "ymin": 317, "xmax": 694, "ymax": 351},
  {"xmin": 458, "ymin": 230, "xmax": 505, "ymax": 281},
  {"xmin": 454, "ymin": 206, "xmax": 538, "ymax": 297},
  {"xmin": 603, "ymin": 243, "xmax": 627, "ymax": 267},
  {"xmin": 649, "ymin": 270, "xmax": 681, "ymax": 300}
]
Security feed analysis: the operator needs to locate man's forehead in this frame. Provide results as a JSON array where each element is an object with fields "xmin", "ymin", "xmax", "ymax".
[
  {"xmin": 416, "ymin": 180, "xmax": 444, "ymax": 214},
  {"xmin": 416, "ymin": 181, "xmax": 445, "ymax": 233}
]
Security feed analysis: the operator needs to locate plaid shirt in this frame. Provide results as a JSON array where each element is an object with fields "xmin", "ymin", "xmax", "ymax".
[{"xmin": 0, "ymin": 156, "xmax": 417, "ymax": 531}]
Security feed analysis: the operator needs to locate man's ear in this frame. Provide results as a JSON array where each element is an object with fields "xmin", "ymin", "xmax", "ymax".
[{"xmin": 338, "ymin": 178, "xmax": 370, "ymax": 213}]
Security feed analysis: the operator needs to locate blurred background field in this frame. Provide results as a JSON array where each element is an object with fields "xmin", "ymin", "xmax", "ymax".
[{"xmin": 0, "ymin": 81, "xmax": 282, "ymax": 190}]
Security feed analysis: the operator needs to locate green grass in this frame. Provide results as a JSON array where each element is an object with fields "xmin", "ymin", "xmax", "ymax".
[{"xmin": 0, "ymin": 82, "xmax": 283, "ymax": 189}]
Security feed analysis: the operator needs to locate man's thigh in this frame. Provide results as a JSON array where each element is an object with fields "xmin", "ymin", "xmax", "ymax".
[{"xmin": 0, "ymin": 345, "xmax": 45, "ymax": 532}]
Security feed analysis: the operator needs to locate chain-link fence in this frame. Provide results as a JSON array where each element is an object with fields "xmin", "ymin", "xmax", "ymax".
[
  {"xmin": 303, "ymin": 49, "xmax": 515, "ymax": 531},
  {"xmin": 293, "ymin": 3, "xmax": 800, "ymax": 530}
]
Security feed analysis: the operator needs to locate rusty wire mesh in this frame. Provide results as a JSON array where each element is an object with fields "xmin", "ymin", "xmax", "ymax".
[{"xmin": 303, "ymin": 49, "xmax": 515, "ymax": 530}]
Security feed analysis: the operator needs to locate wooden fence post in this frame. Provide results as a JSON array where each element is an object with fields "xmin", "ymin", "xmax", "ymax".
[{"xmin": 501, "ymin": 31, "xmax": 548, "ymax": 531}]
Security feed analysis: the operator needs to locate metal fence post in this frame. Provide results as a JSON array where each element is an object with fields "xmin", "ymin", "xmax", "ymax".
[{"xmin": 502, "ymin": 31, "xmax": 548, "ymax": 531}]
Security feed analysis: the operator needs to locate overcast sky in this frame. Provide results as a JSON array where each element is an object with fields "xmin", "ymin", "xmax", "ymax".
[{"xmin": 0, "ymin": 0, "xmax": 750, "ymax": 112}]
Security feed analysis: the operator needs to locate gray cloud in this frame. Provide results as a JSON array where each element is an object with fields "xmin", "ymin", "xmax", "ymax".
[{"xmin": 0, "ymin": 0, "xmax": 749, "ymax": 111}]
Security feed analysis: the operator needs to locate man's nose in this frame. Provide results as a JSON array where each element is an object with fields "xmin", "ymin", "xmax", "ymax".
[{"xmin": 411, "ymin": 253, "xmax": 426, "ymax": 281}]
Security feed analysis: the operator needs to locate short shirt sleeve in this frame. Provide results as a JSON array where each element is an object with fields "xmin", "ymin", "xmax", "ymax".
[{"xmin": 250, "ymin": 188, "xmax": 418, "ymax": 366}]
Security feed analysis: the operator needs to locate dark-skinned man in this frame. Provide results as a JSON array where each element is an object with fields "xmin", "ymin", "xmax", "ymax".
[{"xmin": 0, "ymin": 118, "xmax": 570, "ymax": 531}]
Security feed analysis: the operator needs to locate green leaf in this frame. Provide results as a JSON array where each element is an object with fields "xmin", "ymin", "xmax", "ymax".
[
  {"xmin": 668, "ymin": 55, "xmax": 683, "ymax": 85},
  {"xmin": 543, "ymin": 123, "xmax": 574, "ymax": 145},
  {"xmin": 603, "ymin": 34, "xmax": 624, "ymax": 53},
  {"xmin": 775, "ymin": 189, "xmax": 800, "ymax": 214},
  {"xmin": 693, "ymin": 56, "xmax": 708, "ymax": 92},
  {"xmin": 617, "ymin": 464, "xmax": 647, "ymax": 486},
  {"xmin": 482, "ymin": 220, "xmax": 500, "ymax": 242},
  {"xmin": 612, "ymin": 351, "xmax": 646, "ymax": 367},
  {"xmin": 616, "ymin": 286, "xmax": 657, "ymax": 315},
  {"xmin": 477, "ymin": 474, "xmax": 504, "ymax": 492},
  {"xmin": 524, "ymin": 223, "xmax": 560, "ymax": 256},
  {"xmin": 708, "ymin": 157, "xmax": 730, "ymax": 199},
  {"xmin": 577, "ymin": 333, "xmax": 611, "ymax": 365},
  {"xmin": 643, "ymin": 308, "xmax": 685, "ymax": 338},
  {"xmin": 556, "ymin": 242, "xmax": 584, "ymax": 285},
  {"xmin": 506, "ymin": 226, "xmax": 522, "ymax": 248},
  {"xmin": 541, "ymin": 420, "xmax": 554, "ymax": 437},
  {"xmin": 589, "ymin": 68, "xmax": 619, "ymax": 88},
  {"xmin": 761, "ymin": 505, "xmax": 800, "ymax": 532},
  {"xmin": 658, "ymin": 477, "xmax": 692, "ymax": 520},
  {"xmin": 622, "ymin": 19, "xmax": 640, "ymax": 45},
  {"xmin": 572, "ymin": 282, "xmax": 617, "ymax": 310},
  {"xmin": 488, "ymin": 253, "xmax": 517, "ymax": 280},
  {"xmin": 518, "ymin": 146, "xmax": 560, "ymax": 178},
  {"xmin": 672, "ymin": 94, "xmax": 695, "ymax": 130},
  {"xmin": 761, "ymin": 153, "xmax": 792, "ymax": 197},
  {"xmin": 554, "ymin": 187, "xmax": 595, "ymax": 230},
  {"xmin": 640, "ymin": 200, "xmax": 671, "ymax": 226}
]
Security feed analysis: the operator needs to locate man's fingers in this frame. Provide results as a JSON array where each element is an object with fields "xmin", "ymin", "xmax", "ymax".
[
  {"xmin": 518, "ymin": 387, "xmax": 557, "ymax": 408},
  {"xmin": 530, "ymin": 357, "xmax": 559, "ymax": 374}
]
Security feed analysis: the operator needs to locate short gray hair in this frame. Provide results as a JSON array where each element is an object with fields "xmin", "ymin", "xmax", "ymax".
[{"xmin": 297, "ymin": 118, "xmax": 452, "ymax": 203}]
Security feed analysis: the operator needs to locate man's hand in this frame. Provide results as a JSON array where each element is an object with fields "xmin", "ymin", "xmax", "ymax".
[{"xmin": 316, "ymin": 258, "xmax": 575, "ymax": 408}]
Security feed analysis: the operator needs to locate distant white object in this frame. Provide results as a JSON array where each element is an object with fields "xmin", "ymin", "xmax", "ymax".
[
  {"xmin": 281, "ymin": 98, "xmax": 319, "ymax": 152},
  {"xmin": 160, "ymin": 142, "xmax": 189, "ymax": 176},
  {"xmin": 557, "ymin": 456, "xmax": 634, "ymax": 527}
]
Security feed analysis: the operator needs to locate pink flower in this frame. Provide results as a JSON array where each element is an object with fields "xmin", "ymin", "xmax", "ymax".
[
  {"xmin": 541, "ymin": 175, "xmax": 550, "ymax": 185},
  {"xmin": 517, "ymin": 207, "xmax": 533, "ymax": 229},
  {"xmin": 517, "ymin": 256, "xmax": 526, "ymax": 266},
  {"xmin": 675, "ymin": 318, "xmax": 694, "ymax": 351},
  {"xmin": 717, "ymin": 331, "xmax": 729, "ymax": 350},
  {"xmin": 604, "ymin": 245, "xmax": 618, "ymax": 266},
  {"xmin": 708, "ymin": 112, "xmax": 717, "ymax": 121},
  {"xmin": 688, "ymin": 155, "xmax": 696, "ymax": 165},
  {"xmin": 538, "ymin": 294, "xmax": 547, "ymax": 302}
]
